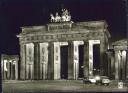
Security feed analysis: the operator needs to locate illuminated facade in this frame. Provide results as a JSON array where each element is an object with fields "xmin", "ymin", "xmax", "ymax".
[
  {"xmin": 18, "ymin": 21, "xmax": 111, "ymax": 80},
  {"xmin": 1, "ymin": 54, "xmax": 19, "ymax": 80},
  {"xmin": 107, "ymin": 39, "xmax": 128, "ymax": 80}
]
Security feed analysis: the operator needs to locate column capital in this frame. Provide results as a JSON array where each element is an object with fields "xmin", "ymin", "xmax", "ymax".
[
  {"xmin": 48, "ymin": 42, "xmax": 54, "ymax": 46},
  {"xmin": 68, "ymin": 41, "xmax": 74, "ymax": 44},
  {"xmin": 83, "ymin": 40, "xmax": 89, "ymax": 43},
  {"xmin": 84, "ymin": 41, "xmax": 89, "ymax": 45},
  {"xmin": 33, "ymin": 42, "xmax": 40, "ymax": 45}
]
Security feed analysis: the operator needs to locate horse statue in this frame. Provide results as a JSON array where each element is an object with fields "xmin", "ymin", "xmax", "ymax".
[
  {"xmin": 61, "ymin": 8, "xmax": 71, "ymax": 22},
  {"xmin": 50, "ymin": 13, "xmax": 55, "ymax": 22},
  {"xmin": 55, "ymin": 12, "xmax": 61, "ymax": 22}
]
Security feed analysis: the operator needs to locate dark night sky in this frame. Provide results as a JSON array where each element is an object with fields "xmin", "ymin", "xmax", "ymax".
[{"xmin": 0, "ymin": 0, "xmax": 127, "ymax": 55}]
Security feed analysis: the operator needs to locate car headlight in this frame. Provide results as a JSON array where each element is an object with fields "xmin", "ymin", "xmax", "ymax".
[{"xmin": 95, "ymin": 76, "xmax": 100, "ymax": 80}]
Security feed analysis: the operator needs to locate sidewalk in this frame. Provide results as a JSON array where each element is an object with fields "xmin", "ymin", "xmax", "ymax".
[{"xmin": 2, "ymin": 80, "xmax": 128, "ymax": 93}]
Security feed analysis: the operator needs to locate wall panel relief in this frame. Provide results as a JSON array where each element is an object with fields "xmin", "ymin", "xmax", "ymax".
[
  {"xmin": 26, "ymin": 43, "xmax": 34, "ymax": 79},
  {"xmin": 40, "ymin": 43, "xmax": 49, "ymax": 79},
  {"xmin": 54, "ymin": 42, "xmax": 60, "ymax": 79}
]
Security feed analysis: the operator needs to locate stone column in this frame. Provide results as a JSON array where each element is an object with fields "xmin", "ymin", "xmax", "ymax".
[
  {"xmin": 68, "ymin": 41, "xmax": 74, "ymax": 79},
  {"xmin": 3, "ymin": 60, "xmax": 6, "ymax": 80},
  {"xmin": 3, "ymin": 60, "xmax": 7, "ymax": 80},
  {"xmin": 104, "ymin": 53, "xmax": 108, "ymax": 76},
  {"xmin": 20, "ymin": 44, "xmax": 26, "ymax": 80},
  {"xmin": 83, "ymin": 41, "xmax": 89, "ymax": 78},
  {"xmin": 100, "ymin": 41, "xmax": 105, "ymax": 76},
  {"xmin": 13, "ymin": 63, "xmax": 15, "ymax": 80},
  {"xmin": 40, "ymin": 63, "xmax": 43, "ymax": 79},
  {"xmin": 122, "ymin": 50, "xmax": 126, "ymax": 80},
  {"xmin": 126, "ymin": 50, "xmax": 128, "ymax": 79},
  {"xmin": 73, "ymin": 41, "xmax": 79, "ymax": 80},
  {"xmin": 15, "ymin": 60, "xmax": 19, "ymax": 80},
  {"xmin": 11, "ymin": 61, "xmax": 13, "ymax": 80},
  {"xmin": 1, "ymin": 57, "xmax": 4, "ymax": 80},
  {"xmin": 34, "ymin": 43, "xmax": 40, "ymax": 80},
  {"xmin": 48, "ymin": 42, "xmax": 54, "ymax": 80},
  {"xmin": 106, "ymin": 52, "xmax": 110, "ymax": 77},
  {"xmin": 7, "ymin": 62, "xmax": 10, "ymax": 79},
  {"xmin": 115, "ymin": 50, "xmax": 119, "ymax": 80},
  {"xmin": 110, "ymin": 52, "xmax": 115, "ymax": 79},
  {"xmin": 25, "ymin": 63, "xmax": 28, "ymax": 80},
  {"xmin": 88, "ymin": 41, "xmax": 93, "ymax": 76}
]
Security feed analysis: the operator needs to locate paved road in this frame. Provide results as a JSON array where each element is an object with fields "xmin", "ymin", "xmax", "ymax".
[{"xmin": 2, "ymin": 80, "xmax": 128, "ymax": 93}]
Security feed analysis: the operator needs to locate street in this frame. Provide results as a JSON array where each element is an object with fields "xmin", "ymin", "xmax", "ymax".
[{"xmin": 2, "ymin": 80, "xmax": 128, "ymax": 93}]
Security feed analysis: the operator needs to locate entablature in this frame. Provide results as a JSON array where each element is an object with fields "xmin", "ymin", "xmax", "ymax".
[
  {"xmin": 20, "ymin": 21, "xmax": 108, "ymax": 34},
  {"xmin": 19, "ymin": 32, "xmax": 104, "ymax": 44},
  {"xmin": 18, "ymin": 21, "xmax": 109, "ymax": 45}
]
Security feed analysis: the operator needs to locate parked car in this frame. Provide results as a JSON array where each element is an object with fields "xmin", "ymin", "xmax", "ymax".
[
  {"xmin": 83, "ymin": 76, "xmax": 96, "ymax": 84},
  {"xmin": 95, "ymin": 76, "xmax": 110, "ymax": 86},
  {"xmin": 83, "ymin": 76, "xmax": 110, "ymax": 86}
]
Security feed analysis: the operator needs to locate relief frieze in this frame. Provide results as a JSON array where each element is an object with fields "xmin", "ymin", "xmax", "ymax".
[
  {"xmin": 76, "ymin": 34, "xmax": 81, "ymax": 37},
  {"xmin": 61, "ymin": 34, "xmax": 66, "ymax": 38},
  {"xmin": 72, "ymin": 34, "xmax": 76, "ymax": 38},
  {"xmin": 35, "ymin": 36, "xmax": 38, "ymax": 40},
  {"xmin": 31, "ymin": 36, "xmax": 34, "ymax": 40},
  {"xmin": 57, "ymin": 34, "xmax": 61, "ymax": 38},
  {"xmin": 43, "ymin": 36, "xmax": 46, "ymax": 39},
  {"xmin": 48, "ymin": 24, "xmax": 71, "ymax": 31},
  {"xmin": 67, "ymin": 34, "xmax": 72, "ymax": 38},
  {"xmin": 22, "ymin": 32, "xmax": 104, "ymax": 43},
  {"xmin": 48, "ymin": 35, "xmax": 52, "ymax": 39},
  {"xmin": 53, "ymin": 35, "xmax": 57, "ymax": 39},
  {"xmin": 26, "ymin": 37, "xmax": 30, "ymax": 41},
  {"xmin": 39, "ymin": 36, "xmax": 42, "ymax": 40},
  {"xmin": 45, "ymin": 36, "xmax": 49, "ymax": 39}
]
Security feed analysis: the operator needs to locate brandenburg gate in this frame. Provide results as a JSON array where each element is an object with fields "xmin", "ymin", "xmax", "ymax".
[{"xmin": 18, "ymin": 20, "xmax": 110, "ymax": 80}]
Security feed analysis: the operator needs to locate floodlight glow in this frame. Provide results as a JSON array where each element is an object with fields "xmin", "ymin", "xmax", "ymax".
[
  {"xmin": 122, "ymin": 51, "xmax": 126, "ymax": 57},
  {"xmin": 13, "ymin": 61, "xmax": 16, "ymax": 63},
  {"xmin": 89, "ymin": 71, "xmax": 92, "ymax": 75},
  {"xmin": 4, "ymin": 60, "xmax": 7, "ymax": 63},
  {"xmin": 9, "ymin": 60, "xmax": 12, "ymax": 62},
  {"xmin": 95, "ymin": 76, "xmax": 100, "ymax": 80}
]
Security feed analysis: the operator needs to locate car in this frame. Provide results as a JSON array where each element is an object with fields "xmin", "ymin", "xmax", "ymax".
[
  {"xmin": 83, "ymin": 76, "xmax": 110, "ymax": 86},
  {"xmin": 95, "ymin": 76, "xmax": 110, "ymax": 86},
  {"xmin": 83, "ymin": 76, "xmax": 96, "ymax": 84}
]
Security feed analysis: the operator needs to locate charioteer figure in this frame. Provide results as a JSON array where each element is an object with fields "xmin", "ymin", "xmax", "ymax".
[{"xmin": 50, "ymin": 8, "xmax": 71, "ymax": 22}]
